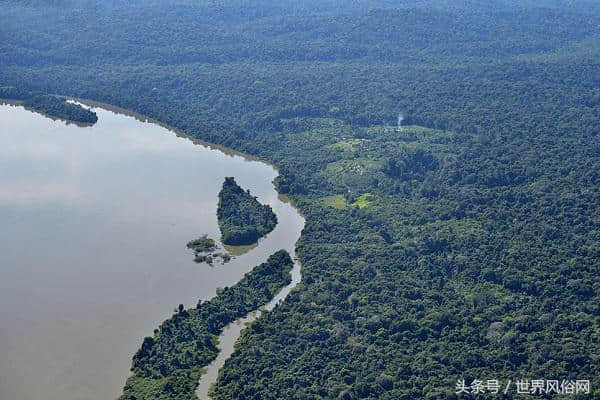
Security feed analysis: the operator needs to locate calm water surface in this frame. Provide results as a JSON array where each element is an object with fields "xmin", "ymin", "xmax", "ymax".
[{"xmin": 0, "ymin": 103, "xmax": 304, "ymax": 400}]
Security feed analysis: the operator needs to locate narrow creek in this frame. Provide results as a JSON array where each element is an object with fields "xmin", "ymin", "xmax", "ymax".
[{"xmin": 196, "ymin": 254, "xmax": 302, "ymax": 399}]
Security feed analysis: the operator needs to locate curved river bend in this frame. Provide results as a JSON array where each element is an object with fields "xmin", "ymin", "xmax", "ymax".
[{"xmin": 0, "ymin": 103, "xmax": 304, "ymax": 400}]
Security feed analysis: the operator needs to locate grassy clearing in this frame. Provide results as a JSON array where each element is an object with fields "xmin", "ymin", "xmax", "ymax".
[
  {"xmin": 320, "ymin": 195, "xmax": 348, "ymax": 209},
  {"xmin": 329, "ymin": 138, "xmax": 369, "ymax": 152},
  {"xmin": 352, "ymin": 193, "xmax": 374, "ymax": 208}
]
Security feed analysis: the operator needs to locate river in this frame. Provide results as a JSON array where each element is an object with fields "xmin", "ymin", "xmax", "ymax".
[{"xmin": 0, "ymin": 102, "xmax": 304, "ymax": 400}]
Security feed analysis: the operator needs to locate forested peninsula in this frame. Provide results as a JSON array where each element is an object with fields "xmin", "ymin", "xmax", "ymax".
[
  {"xmin": 217, "ymin": 177, "xmax": 277, "ymax": 245},
  {"xmin": 121, "ymin": 250, "xmax": 293, "ymax": 400},
  {"xmin": 0, "ymin": 86, "xmax": 97, "ymax": 124}
]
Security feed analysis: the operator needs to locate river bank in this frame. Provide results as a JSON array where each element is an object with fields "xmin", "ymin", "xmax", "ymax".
[{"xmin": 0, "ymin": 102, "xmax": 304, "ymax": 400}]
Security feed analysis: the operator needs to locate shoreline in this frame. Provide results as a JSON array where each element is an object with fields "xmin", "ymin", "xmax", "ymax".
[
  {"xmin": 196, "ymin": 254, "xmax": 303, "ymax": 400},
  {"xmin": 0, "ymin": 98, "xmax": 95, "ymax": 127},
  {"xmin": 71, "ymin": 98, "xmax": 262, "ymax": 162},
  {"xmin": 2, "ymin": 99, "xmax": 306, "ymax": 400},
  {"xmin": 66, "ymin": 99, "xmax": 306, "ymax": 400}
]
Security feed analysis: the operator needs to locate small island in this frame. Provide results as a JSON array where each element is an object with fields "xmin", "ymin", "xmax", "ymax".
[
  {"xmin": 217, "ymin": 177, "xmax": 277, "ymax": 245},
  {"xmin": 186, "ymin": 235, "xmax": 231, "ymax": 265},
  {"xmin": 1, "ymin": 86, "xmax": 98, "ymax": 125}
]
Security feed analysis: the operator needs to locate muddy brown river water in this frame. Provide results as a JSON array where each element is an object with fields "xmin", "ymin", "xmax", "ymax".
[{"xmin": 0, "ymin": 102, "xmax": 304, "ymax": 400}]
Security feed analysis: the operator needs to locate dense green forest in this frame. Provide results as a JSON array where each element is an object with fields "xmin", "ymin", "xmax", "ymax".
[
  {"xmin": 24, "ymin": 94, "xmax": 98, "ymax": 124},
  {"xmin": 121, "ymin": 250, "xmax": 293, "ymax": 400},
  {"xmin": 1, "ymin": 0, "xmax": 599, "ymax": 398},
  {"xmin": 217, "ymin": 177, "xmax": 277, "ymax": 245},
  {"xmin": 0, "ymin": 86, "xmax": 98, "ymax": 124}
]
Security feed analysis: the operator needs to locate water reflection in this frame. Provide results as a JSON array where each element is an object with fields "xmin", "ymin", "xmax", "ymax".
[{"xmin": 1, "ymin": 100, "xmax": 96, "ymax": 127}]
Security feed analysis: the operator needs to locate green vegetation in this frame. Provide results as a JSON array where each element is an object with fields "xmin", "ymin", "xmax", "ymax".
[
  {"xmin": 1, "ymin": 87, "xmax": 97, "ymax": 124},
  {"xmin": 24, "ymin": 95, "xmax": 98, "ymax": 124},
  {"xmin": 322, "ymin": 193, "xmax": 373, "ymax": 209},
  {"xmin": 186, "ymin": 235, "xmax": 231, "ymax": 265},
  {"xmin": 0, "ymin": 86, "xmax": 30, "ymax": 100},
  {"xmin": 193, "ymin": 252, "xmax": 232, "ymax": 266},
  {"xmin": 321, "ymin": 195, "xmax": 348, "ymax": 210},
  {"xmin": 329, "ymin": 139, "xmax": 368, "ymax": 153},
  {"xmin": 352, "ymin": 193, "xmax": 374, "ymax": 209},
  {"xmin": 2, "ymin": 1, "xmax": 599, "ymax": 398},
  {"xmin": 217, "ymin": 177, "xmax": 277, "ymax": 245},
  {"xmin": 186, "ymin": 235, "xmax": 217, "ymax": 254},
  {"xmin": 121, "ymin": 250, "xmax": 293, "ymax": 400}
]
